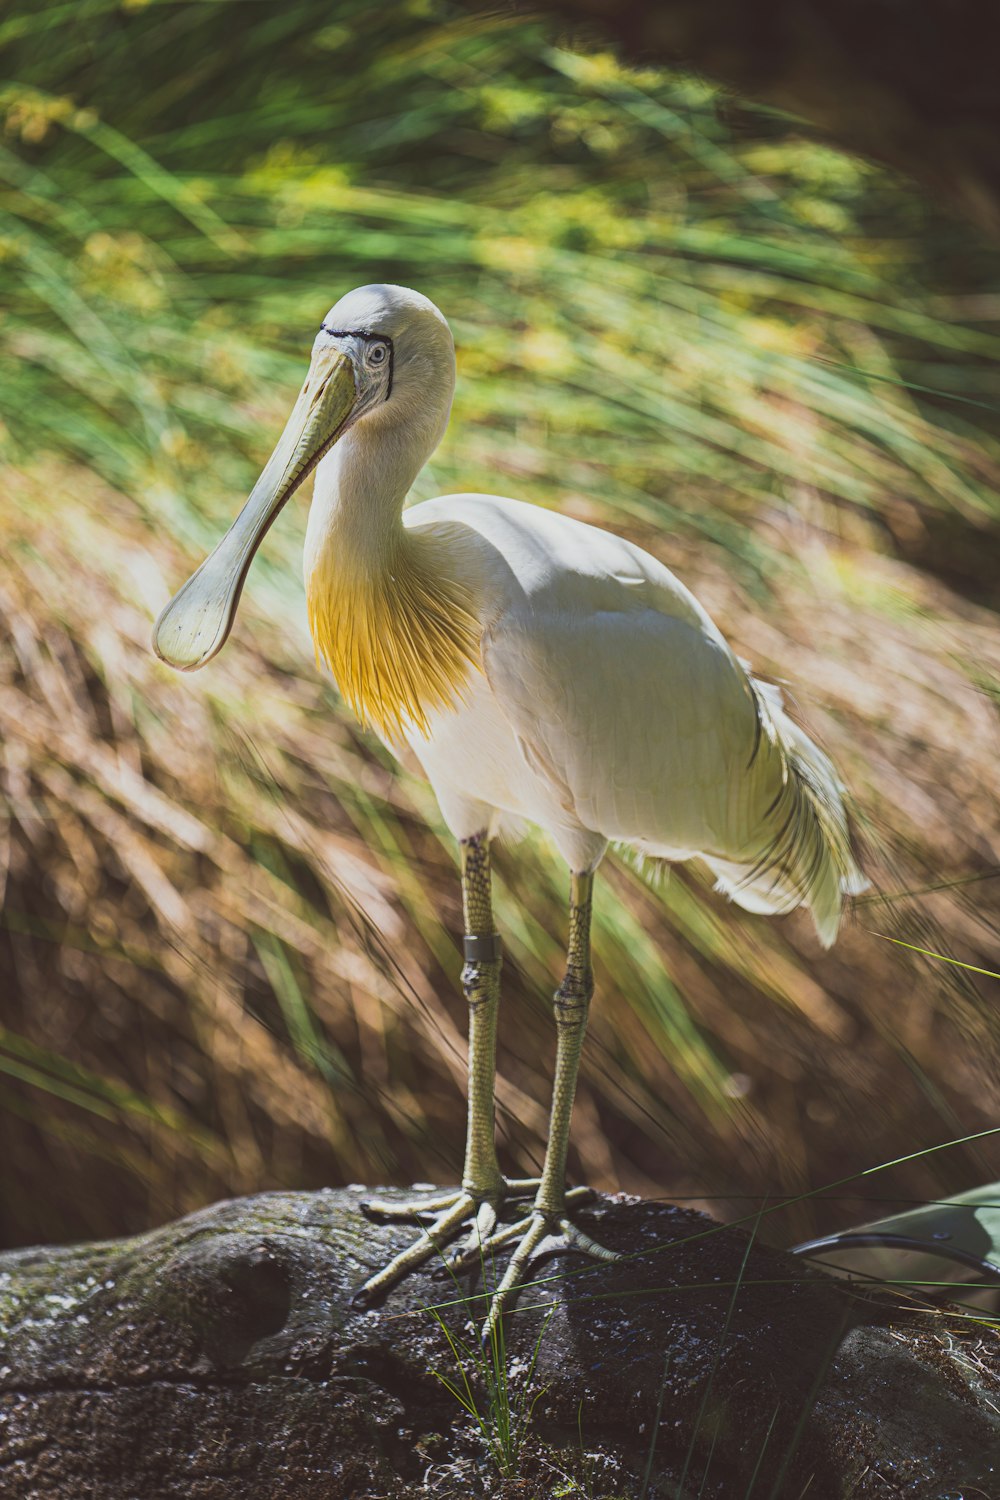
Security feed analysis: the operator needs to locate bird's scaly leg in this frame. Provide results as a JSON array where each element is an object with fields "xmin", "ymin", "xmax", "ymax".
[
  {"xmin": 452, "ymin": 871, "xmax": 620, "ymax": 1338},
  {"xmin": 356, "ymin": 833, "xmax": 536, "ymax": 1303}
]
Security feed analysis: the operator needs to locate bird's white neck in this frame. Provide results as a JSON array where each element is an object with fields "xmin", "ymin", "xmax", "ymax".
[
  {"xmin": 301, "ymin": 390, "xmax": 480, "ymax": 742},
  {"xmin": 304, "ymin": 416, "xmax": 418, "ymax": 577}
]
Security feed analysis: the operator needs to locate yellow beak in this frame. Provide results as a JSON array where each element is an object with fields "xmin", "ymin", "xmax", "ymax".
[{"xmin": 153, "ymin": 346, "xmax": 357, "ymax": 671}]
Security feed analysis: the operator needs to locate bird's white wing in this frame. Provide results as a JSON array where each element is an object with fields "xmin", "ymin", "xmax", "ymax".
[
  {"xmin": 482, "ymin": 594, "xmax": 769, "ymax": 861},
  {"xmin": 405, "ymin": 494, "xmax": 772, "ymax": 862}
]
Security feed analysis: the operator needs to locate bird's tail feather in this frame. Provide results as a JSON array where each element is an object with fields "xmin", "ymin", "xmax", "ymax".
[{"xmin": 704, "ymin": 676, "xmax": 867, "ymax": 948}]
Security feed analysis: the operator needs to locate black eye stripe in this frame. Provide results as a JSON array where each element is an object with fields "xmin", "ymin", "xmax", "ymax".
[
  {"xmin": 320, "ymin": 326, "xmax": 394, "ymax": 398},
  {"xmin": 321, "ymin": 327, "xmax": 386, "ymax": 340}
]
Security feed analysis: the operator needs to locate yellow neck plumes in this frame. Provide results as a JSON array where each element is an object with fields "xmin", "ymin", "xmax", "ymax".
[{"xmin": 307, "ymin": 534, "xmax": 481, "ymax": 742}]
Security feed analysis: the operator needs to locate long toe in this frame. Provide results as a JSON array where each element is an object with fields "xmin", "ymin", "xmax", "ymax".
[
  {"xmin": 480, "ymin": 1203, "xmax": 619, "ymax": 1343},
  {"xmin": 440, "ymin": 1198, "xmax": 499, "ymax": 1272},
  {"xmin": 360, "ymin": 1189, "xmax": 466, "ymax": 1223},
  {"xmin": 482, "ymin": 1213, "xmax": 552, "ymax": 1345},
  {"xmin": 502, "ymin": 1178, "xmax": 544, "ymax": 1198},
  {"xmin": 355, "ymin": 1193, "xmax": 476, "ymax": 1306},
  {"xmin": 441, "ymin": 1210, "xmax": 534, "ymax": 1274},
  {"xmin": 557, "ymin": 1217, "xmax": 621, "ymax": 1261}
]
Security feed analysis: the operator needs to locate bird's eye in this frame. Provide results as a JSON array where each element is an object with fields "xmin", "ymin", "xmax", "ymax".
[{"xmin": 368, "ymin": 342, "xmax": 388, "ymax": 367}]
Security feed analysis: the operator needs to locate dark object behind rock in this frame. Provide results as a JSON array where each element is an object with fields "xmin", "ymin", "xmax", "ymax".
[{"xmin": 1, "ymin": 1190, "xmax": 998, "ymax": 1497}]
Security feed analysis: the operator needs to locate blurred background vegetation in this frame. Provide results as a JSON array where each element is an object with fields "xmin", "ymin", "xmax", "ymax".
[{"xmin": 1, "ymin": 0, "xmax": 999, "ymax": 1255}]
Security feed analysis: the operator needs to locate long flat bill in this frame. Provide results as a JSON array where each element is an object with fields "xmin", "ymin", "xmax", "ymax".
[{"xmin": 153, "ymin": 345, "xmax": 357, "ymax": 671}]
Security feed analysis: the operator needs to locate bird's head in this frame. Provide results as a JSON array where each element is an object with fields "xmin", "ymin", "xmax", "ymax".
[{"xmin": 152, "ymin": 283, "xmax": 454, "ymax": 672}]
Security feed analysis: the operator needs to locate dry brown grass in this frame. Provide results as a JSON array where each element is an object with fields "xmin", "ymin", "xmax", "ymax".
[{"xmin": 3, "ymin": 451, "xmax": 999, "ymax": 1253}]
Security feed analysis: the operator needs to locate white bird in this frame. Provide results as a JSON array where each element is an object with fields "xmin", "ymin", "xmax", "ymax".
[{"xmin": 154, "ymin": 283, "xmax": 865, "ymax": 1334}]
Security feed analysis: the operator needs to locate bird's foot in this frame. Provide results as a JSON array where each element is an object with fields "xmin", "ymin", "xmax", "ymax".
[
  {"xmin": 457, "ymin": 1202, "xmax": 621, "ymax": 1344},
  {"xmin": 352, "ymin": 1178, "xmax": 550, "ymax": 1308},
  {"xmin": 352, "ymin": 1182, "xmax": 602, "ymax": 1314},
  {"xmin": 353, "ymin": 1182, "xmax": 618, "ymax": 1344}
]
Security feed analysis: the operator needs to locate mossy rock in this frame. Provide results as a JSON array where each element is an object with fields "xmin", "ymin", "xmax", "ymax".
[{"xmin": 1, "ymin": 1190, "xmax": 998, "ymax": 1497}]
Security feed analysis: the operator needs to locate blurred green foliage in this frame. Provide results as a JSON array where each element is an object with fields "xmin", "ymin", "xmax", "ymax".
[{"xmin": 5, "ymin": 0, "xmax": 1000, "ymax": 548}]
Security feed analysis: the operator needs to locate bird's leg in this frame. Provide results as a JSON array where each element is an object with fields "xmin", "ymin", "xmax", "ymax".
[
  {"xmin": 356, "ymin": 832, "xmax": 535, "ymax": 1302},
  {"xmin": 461, "ymin": 870, "xmax": 620, "ymax": 1339},
  {"xmin": 535, "ymin": 870, "xmax": 596, "ymax": 1219},
  {"xmin": 457, "ymin": 830, "xmax": 505, "ymax": 1208}
]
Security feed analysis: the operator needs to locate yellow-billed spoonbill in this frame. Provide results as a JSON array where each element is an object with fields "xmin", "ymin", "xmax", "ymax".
[{"xmin": 154, "ymin": 283, "xmax": 865, "ymax": 1334}]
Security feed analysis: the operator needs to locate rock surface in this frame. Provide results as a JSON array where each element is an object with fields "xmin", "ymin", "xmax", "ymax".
[{"xmin": 1, "ymin": 1189, "xmax": 999, "ymax": 1497}]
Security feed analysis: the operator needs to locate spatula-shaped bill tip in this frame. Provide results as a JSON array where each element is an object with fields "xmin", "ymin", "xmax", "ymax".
[{"xmin": 153, "ymin": 531, "xmax": 255, "ymax": 671}]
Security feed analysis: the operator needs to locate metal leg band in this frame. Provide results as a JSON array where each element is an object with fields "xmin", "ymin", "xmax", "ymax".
[{"xmin": 463, "ymin": 932, "xmax": 502, "ymax": 964}]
